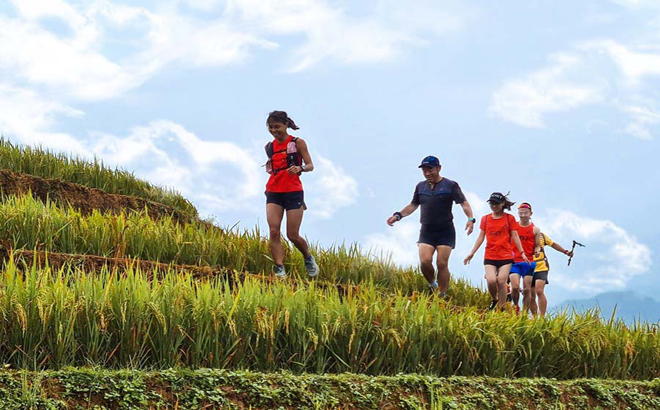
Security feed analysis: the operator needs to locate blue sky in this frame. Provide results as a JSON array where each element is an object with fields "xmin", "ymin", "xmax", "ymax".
[{"xmin": 1, "ymin": 0, "xmax": 658, "ymax": 306}]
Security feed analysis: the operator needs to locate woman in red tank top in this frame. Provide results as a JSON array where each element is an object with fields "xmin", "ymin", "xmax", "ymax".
[
  {"xmin": 464, "ymin": 192, "xmax": 528, "ymax": 311},
  {"xmin": 264, "ymin": 111, "xmax": 318, "ymax": 279}
]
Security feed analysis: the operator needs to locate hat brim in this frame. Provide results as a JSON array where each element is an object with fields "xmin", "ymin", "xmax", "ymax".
[
  {"xmin": 418, "ymin": 164, "xmax": 439, "ymax": 168},
  {"xmin": 487, "ymin": 199, "xmax": 504, "ymax": 204}
]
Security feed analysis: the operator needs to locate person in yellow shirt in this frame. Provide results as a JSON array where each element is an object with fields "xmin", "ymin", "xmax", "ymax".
[{"xmin": 531, "ymin": 233, "xmax": 573, "ymax": 316}]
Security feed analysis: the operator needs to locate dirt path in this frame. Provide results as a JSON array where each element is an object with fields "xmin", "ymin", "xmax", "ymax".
[{"xmin": 0, "ymin": 169, "xmax": 194, "ymax": 223}]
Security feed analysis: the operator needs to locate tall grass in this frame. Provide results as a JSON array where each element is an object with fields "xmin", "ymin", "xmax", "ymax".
[
  {"xmin": 0, "ymin": 195, "xmax": 490, "ymax": 300},
  {"xmin": 0, "ymin": 261, "xmax": 657, "ymax": 379},
  {"xmin": 0, "ymin": 137, "xmax": 197, "ymax": 217}
]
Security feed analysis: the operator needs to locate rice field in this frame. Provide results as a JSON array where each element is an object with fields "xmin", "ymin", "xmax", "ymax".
[
  {"xmin": 0, "ymin": 138, "xmax": 658, "ymax": 410},
  {"xmin": 0, "ymin": 260, "xmax": 657, "ymax": 379},
  {"xmin": 0, "ymin": 194, "xmax": 489, "ymax": 300},
  {"xmin": 0, "ymin": 138, "xmax": 197, "ymax": 217}
]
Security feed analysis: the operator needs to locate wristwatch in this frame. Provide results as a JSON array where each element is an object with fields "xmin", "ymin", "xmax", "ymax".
[
  {"xmin": 468, "ymin": 217, "xmax": 476, "ymax": 223},
  {"xmin": 393, "ymin": 212, "xmax": 403, "ymax": 221}
]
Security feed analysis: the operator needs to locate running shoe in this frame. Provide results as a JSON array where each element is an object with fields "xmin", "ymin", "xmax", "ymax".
[
  {"xmin": 427, "ymin": 280, "xmax": 439, "ymax": 295},
  {"xmin": 304, "ymin": 255, "xmax": 319, "ymax": 278},
  {"xmin": 274, "ymin": 265, "xmax": 287, "ymax": 278},
  {"xmin": 488, "ymin": 300, "xmax": 498, "ymax": 311}
]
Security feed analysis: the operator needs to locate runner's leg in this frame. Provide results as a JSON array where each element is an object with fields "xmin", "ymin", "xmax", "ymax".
[
  {"xmin": 418, "ymin": 244, "xmax": 436, "ymax": 284},
  {"xmin": 522, "ymin": 275, "xmax": 534, "ymax": 313},
  {"xmin": 535, "ymin": 280, "xmax": 548, "ymax": 316},
  {"xmin": 530, "ymin": 283, "xmax": 538, "ymax": 316},
  {"xmin": 496, "ymin": 264, "xmax": 512, "ymax": 309},
  {"xmin": 484, "ymin": 264, "xmax": 498, "ymax": 302},
  {"xmin": 435, "ymin": 246, "xmax": 452, "ymax": 293},
  {"xmin": 267, "ymin": 203, "xmax": 286, "ymax": 266},
  {"xmin": 510, "ymin": 273, "xmax": 521, "ymax": 307},
  {"xmin": 285, "ymin": 206, "xmax": 311, "ymax": 258}
]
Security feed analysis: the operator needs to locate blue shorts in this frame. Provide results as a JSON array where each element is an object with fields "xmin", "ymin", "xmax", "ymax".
[{"xmin": 509, "ymin": 262, "xmax": 537, "ymax": 277}]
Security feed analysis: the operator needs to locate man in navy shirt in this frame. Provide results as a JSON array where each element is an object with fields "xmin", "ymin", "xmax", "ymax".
[{"xmin": 387, "ymin": 156, "xmax": 476, "ymax": 296}]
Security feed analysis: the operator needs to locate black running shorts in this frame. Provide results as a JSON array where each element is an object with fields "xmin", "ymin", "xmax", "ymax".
[
  {"xmin": 483, "ymin": 259, "xmax": 514, "ymax": 268},
  {"xmin": 532, "ymin": 270, "xmax": 549, "ymax": 286},
  {"xmin": 265, "ymin": 191, "xmax": 307, "ymax": 211},
  {"xmin": 418, "ymin": 225, "xmax": 456, "ymax": 248}
]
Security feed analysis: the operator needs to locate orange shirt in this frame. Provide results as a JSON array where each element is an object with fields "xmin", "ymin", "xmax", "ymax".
[
  {"xmin": 480, "ymin": 213, "xmax": 517, "ymax": 260},
  {"xmin": 512, "ymin": 222, "xmax": 534, "ymax": 263},
  {"xmin": 266, "ymin": 135, "xmax": 303, "ymax": 193}
]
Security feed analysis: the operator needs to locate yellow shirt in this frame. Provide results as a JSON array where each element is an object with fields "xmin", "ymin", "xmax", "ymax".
[{"xmin": 533, "ymin": 233, "xmax": 554, "ymax": 272}]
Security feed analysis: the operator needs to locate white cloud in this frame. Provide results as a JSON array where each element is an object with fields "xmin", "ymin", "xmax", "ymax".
[
  {"xmin": 490, "ymin": 40, "xmax": 660, "ymax": 138},
  {"xmin": 578, "ymin": 40, "xmax": 660, "ymax": 85},
  {"xmin": 306, "ymin": 156, "xmax": 359, "ymax": 219},
  {"xmin": 489, "ymin": 53, "xmax": 605, "ymax": 128},
  {"xmin": 610, "ymin": 0, "xmax": 660, "ymax": 9},
  {"xmin": 223, "ymin": 0, "xmax": 471, "ymax": 72},
  {"xmin": 0, "ymin": 84, "xmax": 89, "ymax": 154},
  {"xmin": 620, "ymin": 100, "xmax": 660, "ymax": 140},
  {"xmin": 0, "ymin": 1, "xmax": 277, "ymax": 102},
  {"xmin": 138, "ymin": 8, "xmax": 277, "ymax": 69},
  {"xmin": 0, "ymin": 0, "xmax": 472, "ymax": 103},
  {"xmin": 0, "ymin": 1, "xmax": 146, "ymax": 101},
  {"xmin": 536, "ymin": 210, "xmax": 652, "ymax": 294},
  {"xmin": 90, "ymin": 120, "xmax": 263, "ymax": 213}
]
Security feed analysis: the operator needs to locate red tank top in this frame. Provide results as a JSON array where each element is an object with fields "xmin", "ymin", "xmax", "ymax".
[
  {"xmin": 512, "ymin": 222, "xmax": 534, "ymax": 263},
  {"xmin": 265, "ymin": 135, "xmax": 303, "ymax": 193}
]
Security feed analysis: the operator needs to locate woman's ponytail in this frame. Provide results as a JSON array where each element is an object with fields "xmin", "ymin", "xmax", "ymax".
[{"xmin": 267, "ymin": 110, "xmax": 299, "ymax": 130}]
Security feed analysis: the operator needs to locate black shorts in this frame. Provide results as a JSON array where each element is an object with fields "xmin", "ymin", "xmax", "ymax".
[
  {"xmin": 532, "ymin": 270, "xmax": 549, "ymax": 286},
  {"xmin": 484, "ymin": 259, "xmax": 514, "ymax": 268},
  {"xmin": 265, "ymin": 191, "xmax": 307, "ymax": 211},
  {"xmin": 418, "ymin": 225, "xmax": 456, "ymax": 248}
]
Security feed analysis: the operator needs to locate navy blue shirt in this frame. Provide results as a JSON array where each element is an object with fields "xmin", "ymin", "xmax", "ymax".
[{"xmin": 411, "ymin": 178, "xmax": 466, "ymax": 229}]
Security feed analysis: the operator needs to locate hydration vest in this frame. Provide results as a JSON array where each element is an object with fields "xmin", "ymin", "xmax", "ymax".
[{"xmin": 265, "ymin": 137, "xmax": 302, "ymax": 175}]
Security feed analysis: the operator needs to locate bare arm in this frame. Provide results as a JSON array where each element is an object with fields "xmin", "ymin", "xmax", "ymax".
[
  {"xmin": 386, "ymin": 203, "xmax": 419, "ymax": 226},
  {"xmin": 551, "ymin": 242, "xmax": 573, "ymax": 257},
  {"xmin": 464, "ymin": 229, "xmax": 486, "ymax": 265},
  {"xmin": 533, "ymin": 226, "xmax": 541, "ymax": 256},
  {"xmin": 459, "ymin": 200, "xmax": 475, "ymax": 235},
  {"xmin": 290, "ymin": 138, "xmax": 313, "ymax": 174}
]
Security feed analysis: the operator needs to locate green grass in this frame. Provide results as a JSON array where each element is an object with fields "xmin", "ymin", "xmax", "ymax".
[
  {"xmin": 0, "ymin": 261, "xmax": 657, "ymax": 379},
  {"xmin": 0, "ymin": 194, "xmax": 489, "ymax": 301},
  {"xmin": 0, "ymin": 137, "xmax": 197, "ymax": 217},
  {"xmin": 0, "ymin": 369, "xmax": 658, "ymax": 410}
]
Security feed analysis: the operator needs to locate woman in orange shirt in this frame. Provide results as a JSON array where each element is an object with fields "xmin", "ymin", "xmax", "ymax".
[
  {"xmin": 264, "ymin": 111, "xmax": 318, "ymax": 278},
  {"xmin": 464, "ymin": 192, "xmax": 529, "ymax": 310}
]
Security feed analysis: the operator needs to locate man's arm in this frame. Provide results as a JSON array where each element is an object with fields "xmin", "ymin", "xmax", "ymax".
[
  {"xmin": 533, "ymin": 225, "xmax": 541, "ymax": 256},
  {"xmin": 386, "ymin": 203, "xmax": 419, "ymax": 226},
  {"xmin": 551, "ymin": 242, "xmax": 573, "ymax": 257},
  {"xmin": 459, "ymin": 200, "xmax": 475, "ymax": 235}
]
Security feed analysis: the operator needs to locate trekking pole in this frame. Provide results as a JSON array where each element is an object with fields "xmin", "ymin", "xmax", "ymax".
[{"xmin": 567, "ymin": 240, "xmax": 585, "ymax": 266}]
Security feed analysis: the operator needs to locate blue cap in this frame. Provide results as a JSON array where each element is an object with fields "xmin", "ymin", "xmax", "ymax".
[{"xmin": 418, "ymin": 156, "xmax": 440, "ymax": 168}]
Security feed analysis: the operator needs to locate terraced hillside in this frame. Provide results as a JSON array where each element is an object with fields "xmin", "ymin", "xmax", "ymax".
[{"xmin": 0, "ymin": 140, "xmax": 658, "ymax": 409}]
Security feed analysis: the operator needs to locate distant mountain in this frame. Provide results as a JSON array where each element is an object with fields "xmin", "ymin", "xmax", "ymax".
[{"xmin": 555, "ymin": 291, "xmax": 660, "ymax": 324}]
